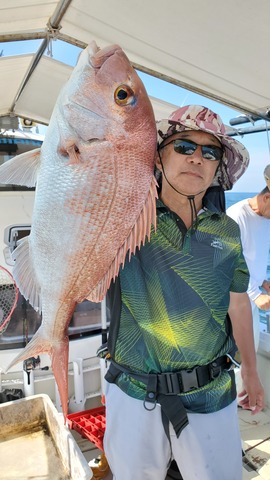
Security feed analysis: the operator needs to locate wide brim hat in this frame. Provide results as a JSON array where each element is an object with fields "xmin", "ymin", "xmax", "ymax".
[{"xmin": 157, "ymin": 105, "xmax": 250, "ymax": 190}]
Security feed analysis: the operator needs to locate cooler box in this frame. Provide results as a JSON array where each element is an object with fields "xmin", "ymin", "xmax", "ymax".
[{"xmin": 0, "ymin": 394, "xmax": 92, "ymax": 479}]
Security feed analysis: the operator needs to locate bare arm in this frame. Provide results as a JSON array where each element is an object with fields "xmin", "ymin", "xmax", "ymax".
[
  {"xmin": 228, "ymin": 291, "xmax": 265, "ymax": 414},
  {"xmin": 254, "ymin": 293, "xmax": 270, "ymax": 310},
  {"xmin": 255, "ymin": 280, "xmax": 270, "ymax": 310},
  {"xmin": 262, "ymin": 280, "xmax": 270, "ymax": 294}
]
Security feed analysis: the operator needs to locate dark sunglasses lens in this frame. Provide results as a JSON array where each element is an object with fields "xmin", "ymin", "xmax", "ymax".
[
  {"xmin": 173, "ymin": 140, "xmax": 222, "ymax": 161},
  {"xmin": 202, "ymin": 146, "xmax": 223, "ymax": 161},
  {"xmin": 173, "ymin": 140, "xmax": 197, "ymax": 155}
]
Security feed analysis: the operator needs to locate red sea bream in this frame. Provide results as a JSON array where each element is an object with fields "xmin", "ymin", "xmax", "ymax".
[{"xmin": 0, "ymin": 41, "xmax": 157, "ymax": 417}]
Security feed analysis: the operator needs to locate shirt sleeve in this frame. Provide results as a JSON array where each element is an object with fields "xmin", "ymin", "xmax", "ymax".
[
  {"xmin": 230, "ymin": 247, "xmax": 250, "ymax": 293},
  {"xmin": 226, "ymin": 215, "xmax": 250, "ymax": 293}
]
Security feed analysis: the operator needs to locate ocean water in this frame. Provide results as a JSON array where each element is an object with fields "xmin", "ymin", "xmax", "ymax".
[{"xmin": 225, "ymin": 191, "xmax": 257, "ymax": 210}]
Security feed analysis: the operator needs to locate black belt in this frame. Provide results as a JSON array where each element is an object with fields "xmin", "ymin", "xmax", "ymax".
[
  {"xmin": 105, "ymin": 355, "xmax": 232, "ymax": 438},
  {"xmin": 155, "ymin": 355, "xmax": 231, "ymax": 396}
]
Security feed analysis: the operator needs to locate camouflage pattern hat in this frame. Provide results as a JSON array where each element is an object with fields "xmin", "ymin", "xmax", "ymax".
[{"xmin": 157, "ymin": 105, "xmax": 250, "ymax": 190}]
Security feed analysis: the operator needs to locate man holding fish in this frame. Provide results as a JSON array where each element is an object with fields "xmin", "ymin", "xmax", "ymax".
[
  {"xmin": 0, "ymin": 40, "xmax": 263, "ymax": 480},
  {"xmin": 104, "ymin": 105, "xmax": 264, "ymax": 479}
]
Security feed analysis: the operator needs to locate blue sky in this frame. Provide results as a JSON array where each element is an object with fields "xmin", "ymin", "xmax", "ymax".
[{"xmin": 1, "ymin": 39, "xmax": 270, "ymax": 193}]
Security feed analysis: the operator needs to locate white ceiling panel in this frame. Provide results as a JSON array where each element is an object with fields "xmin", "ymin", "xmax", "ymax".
[{"xmin": 0, "ymin": 0, "xmax": 269, "ymax": 121}]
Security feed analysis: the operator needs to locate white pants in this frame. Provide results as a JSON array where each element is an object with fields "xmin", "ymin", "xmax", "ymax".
[{"xmin": 104, "ymin": 382, "xmax": 242, "ymax": 480}]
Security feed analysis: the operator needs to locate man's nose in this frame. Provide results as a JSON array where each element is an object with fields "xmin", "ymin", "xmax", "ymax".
[{"xmin": 186, "ymin": 146, "xmax": 203, "ymax": 164}]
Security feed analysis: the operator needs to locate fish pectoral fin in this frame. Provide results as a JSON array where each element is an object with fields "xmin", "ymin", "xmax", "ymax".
[
  {"xmin": 0, "ymin": 148, "xmax": 41, "ymax": 187},
  {"xmin": 12, "ymin": 236, "xmax": 42, "ymax": 312}
]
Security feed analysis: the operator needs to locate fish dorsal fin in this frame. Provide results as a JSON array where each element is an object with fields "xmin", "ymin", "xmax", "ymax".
[
  {"xmin": 12, "ymin": 237, "xmax": 42, "ymax": 313},
  {"xmin": 0, "ymin": 148, "xmax": 41, "ymax": 187},
  {"xmin": 88, "ymin": 175, "xmax": 158, "ymax": 303}
]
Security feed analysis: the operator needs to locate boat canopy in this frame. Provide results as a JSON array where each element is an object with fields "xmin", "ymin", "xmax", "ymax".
[{"xmin": 0, "ymin": 0, "xmax": 270, "ymax": 124}]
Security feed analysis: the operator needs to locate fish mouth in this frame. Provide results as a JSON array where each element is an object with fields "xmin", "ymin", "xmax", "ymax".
[{"xmin": 88, "ymin": 42, "xmax": 123, "ymax": 69}]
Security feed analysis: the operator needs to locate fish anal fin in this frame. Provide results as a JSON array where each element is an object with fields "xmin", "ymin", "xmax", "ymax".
[
  {"xmin": 12, "ymin": 237, "xmax": 42, "ymax": 312},
  {"xmin": 0, "ymin": 148, "xmax": 41, "ymax": 187},
  {"xmin": 88, "ymin": 175, "xmax": 158, "ymax": 303}
]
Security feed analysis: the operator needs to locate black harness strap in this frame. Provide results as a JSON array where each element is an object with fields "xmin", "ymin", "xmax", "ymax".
[
  {"xmin": 105, "ymin": 362, "xmax": 188, "ymax": 438},
  {"xmin": 105, "ymin": 356, "xmax": 232, "ymax": 438},
  {"xmin": 158, "ymin": 393, "xmax": 189, "ymax": 437}
]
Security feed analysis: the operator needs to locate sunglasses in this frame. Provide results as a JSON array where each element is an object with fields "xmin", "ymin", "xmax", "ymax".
[{"xmin": 160, "ymin": 139, "xmax": 223, "ymax": 162}]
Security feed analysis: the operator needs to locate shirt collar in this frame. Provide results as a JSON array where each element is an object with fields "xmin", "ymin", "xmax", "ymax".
[{"xmin": 156, "ymin": 197, "xmax": 221, "ymax": 217}]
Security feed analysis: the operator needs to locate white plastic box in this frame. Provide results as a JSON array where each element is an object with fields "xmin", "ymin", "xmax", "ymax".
[{"xmin": 0, "ymin": 394, "xmax": 92, "ymax": 479}]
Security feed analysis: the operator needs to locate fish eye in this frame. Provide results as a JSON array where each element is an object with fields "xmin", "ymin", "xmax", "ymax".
[{"xmin": 114, "ymin": 85, "xmax": 134, "ymax": 105}]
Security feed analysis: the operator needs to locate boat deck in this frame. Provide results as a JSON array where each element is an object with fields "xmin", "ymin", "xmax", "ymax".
[
  {"xmin": 240, "ymin": 407, "xmax": 270, "ymax": 479},
  {"xmin": 71, "ymin": 406, "xmax": 270, "ymax": 479}
]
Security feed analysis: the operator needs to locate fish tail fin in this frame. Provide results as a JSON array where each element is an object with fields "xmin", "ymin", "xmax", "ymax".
[
  {"xmin": 5, "ymin": 330, "xmax": 70, "ymax": 419},
  {"xmin": 5, "ymin": 328, "xmax": 52, "ymax": 372},
  {"xmin": 51, "ymin": 335, "xmax": 69, "ymax": 420}
]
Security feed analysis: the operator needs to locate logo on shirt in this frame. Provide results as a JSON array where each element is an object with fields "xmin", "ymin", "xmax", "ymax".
[{"xmin": 210, "ymin": 238, "xmax": 223, "ymax": 250}]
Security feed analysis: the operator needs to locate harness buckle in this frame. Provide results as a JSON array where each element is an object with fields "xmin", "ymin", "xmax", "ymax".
[
  {"xmin": 180, "ymin": 368, "xmax": 199, "ymax": 392},
  {"xmin": 209, "ymin": 362, "xmax": 222, "ymax": 380},
  {"xmin": 163, "ymin": 372, "xmax": 181, "ymax": 394}
]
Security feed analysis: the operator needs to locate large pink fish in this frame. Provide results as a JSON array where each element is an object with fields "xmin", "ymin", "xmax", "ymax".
[{"xmin": 0, "ymin": 41, "xmax": 157, "ymax": 417}]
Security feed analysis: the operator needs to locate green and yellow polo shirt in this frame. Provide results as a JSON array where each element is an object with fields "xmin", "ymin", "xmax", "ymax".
[{"xmin": 107, "ymin": 198, "xmax": 249, "ymax": 413}]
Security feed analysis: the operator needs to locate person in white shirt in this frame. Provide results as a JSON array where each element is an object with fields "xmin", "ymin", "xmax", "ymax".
[{"xmin": 227, "ymin": 166, "xmax": 270, "ymax": 351}]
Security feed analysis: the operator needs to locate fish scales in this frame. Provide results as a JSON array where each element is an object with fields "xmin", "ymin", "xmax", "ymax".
[{"xmin": 0, "ymin": 41, "xmax": 158, "ymax": 417}]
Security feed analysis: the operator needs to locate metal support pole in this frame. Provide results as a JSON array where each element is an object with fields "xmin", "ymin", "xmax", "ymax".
[
  {"xmin": 23, "ymin": 369, "xmax": 35, "ymax": 397},
  {"xmin": 73, "ymin": 358, "xmax": 85, "ymax": 407}
]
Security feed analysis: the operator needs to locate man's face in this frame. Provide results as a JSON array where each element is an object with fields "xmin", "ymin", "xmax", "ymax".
[{"xmin": 156, "ymin": 130, "xmax": 222, "ymax": 197}]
